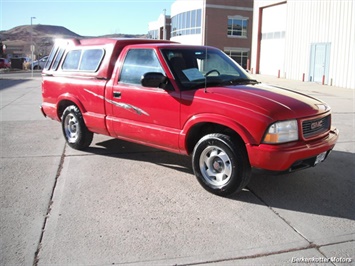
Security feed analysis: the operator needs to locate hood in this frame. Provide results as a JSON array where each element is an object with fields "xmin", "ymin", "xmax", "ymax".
[{"xmin": 202, "ymin": 83, "xmax": 330, "ymax": 120}]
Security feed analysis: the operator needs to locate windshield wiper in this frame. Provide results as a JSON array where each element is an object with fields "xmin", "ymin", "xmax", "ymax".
[
  {"xmin": 186, "ymin": 79, "xmax": 221, "ymax": 90},
  {"xmin": 222, "ymin": 78, "xmax": 259, "ymax": 85},
  {"xmin": 185, "ymin": 78, "xmax": 259, "ymax": 90}
]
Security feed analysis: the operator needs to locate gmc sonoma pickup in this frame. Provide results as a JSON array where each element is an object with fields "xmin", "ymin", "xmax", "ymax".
[{"xmin": 41, "ymin": 38, "xmax": 339, "ymax": 196}]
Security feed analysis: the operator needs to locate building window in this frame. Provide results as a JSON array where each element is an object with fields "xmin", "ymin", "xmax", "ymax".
[
  {"xmin": 148, "ymin": 29, "xmax": 159, "ymax": 39},
  {"xmin": 228, "ymin": 16, "xmax": 248, "ymax": 37},
  {"xmin": 171, "ymin": 9, "xmax": 202, "ymax": 37},
  {"xmin": 261, "ymin": 31, "xmax": 286, "ymax": 40},
  {"xmin": 225, "ymin": 49, "xmax": 249, "ymax": 69}
]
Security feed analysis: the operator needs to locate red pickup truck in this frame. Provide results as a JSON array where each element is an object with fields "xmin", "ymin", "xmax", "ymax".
[{"xmin": 41, "ymin": 38, "xmax": 338, "ymax": 196}]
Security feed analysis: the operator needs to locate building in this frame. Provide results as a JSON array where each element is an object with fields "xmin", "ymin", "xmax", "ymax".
[
  {"xmin": 2, "ymin": 40, "xmax": 27, "ymax": 59},
  {"xmin": 148, "ymin": 11, "xmax": 171, "ymax": 40},
  {"xmin": 251, "ymin": 0, "xmax": 354, "ymax": 89},
  {"xmin": 149, "ymin": 0, "xmax": 254, "ymax": 69}
]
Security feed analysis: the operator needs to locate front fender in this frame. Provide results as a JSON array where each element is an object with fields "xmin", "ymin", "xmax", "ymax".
[{"xmin": 179, "ymin": 113, "xmax": 257, "ymax": 153}]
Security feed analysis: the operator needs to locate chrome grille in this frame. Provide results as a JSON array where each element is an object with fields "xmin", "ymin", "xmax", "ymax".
[{"xmin": 302, "ymin": 115, "xmax": 330, "ymax": 139}]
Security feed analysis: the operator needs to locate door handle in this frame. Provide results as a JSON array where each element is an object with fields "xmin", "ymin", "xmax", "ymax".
[{"xmin": 113, "ymin": 91, "xmax": 121, "ymax": 98}]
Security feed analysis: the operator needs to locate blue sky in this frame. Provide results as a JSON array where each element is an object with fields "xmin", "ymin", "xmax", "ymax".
[{"xmin": 0, "ymin": 0, "xmax": 176, "ymax": 36}]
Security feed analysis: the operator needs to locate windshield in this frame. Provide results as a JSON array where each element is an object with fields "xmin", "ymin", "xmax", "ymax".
[{"xmin": 161, "ymin": 47, "xmax": 256, "ymax": 90}]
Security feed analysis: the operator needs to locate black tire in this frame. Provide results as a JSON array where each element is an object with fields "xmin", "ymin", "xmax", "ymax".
[
  {"xmin": 61, "ymin": 105, "xmax": 93, "ymax": 150},
  {"xmin": 192, "ymin": 133, "xmax": 251, "ymax": 196}
]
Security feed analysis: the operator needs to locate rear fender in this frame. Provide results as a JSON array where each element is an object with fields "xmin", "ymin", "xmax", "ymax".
[{"xmin": 56, "ymin": 93, "xmax": 87, "ymax": 120}]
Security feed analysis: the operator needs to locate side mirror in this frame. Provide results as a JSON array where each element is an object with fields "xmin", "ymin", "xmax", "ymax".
[{"xmin": 141, "ymin": 72, "xmax": 169, "ymax": 89}]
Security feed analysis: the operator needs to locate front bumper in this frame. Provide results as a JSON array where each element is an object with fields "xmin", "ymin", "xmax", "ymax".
[{"xmin": 246, "ymin": 127, "xmax": 339, "ymax": 172}]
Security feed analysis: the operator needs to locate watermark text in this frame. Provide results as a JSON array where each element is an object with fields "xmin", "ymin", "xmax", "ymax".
[{"xmin": 291, "ymin": 257, "xmax": 352, "ymax": 263}]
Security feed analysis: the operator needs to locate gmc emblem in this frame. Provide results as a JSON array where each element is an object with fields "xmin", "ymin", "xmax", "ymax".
[{"xmin": 311, "ymin": 120, "xmax": 323, "ymax": 130}]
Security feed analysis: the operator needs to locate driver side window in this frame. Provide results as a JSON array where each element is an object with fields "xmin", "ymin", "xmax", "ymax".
[{"xmin": 120, "ymin": 49, "xmax": 164, "ymax": 85}]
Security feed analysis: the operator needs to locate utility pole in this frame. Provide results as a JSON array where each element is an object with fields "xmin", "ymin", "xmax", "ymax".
[{"xmin": 30, "ymin": 16, "xmax": 36, "ymax": 77}]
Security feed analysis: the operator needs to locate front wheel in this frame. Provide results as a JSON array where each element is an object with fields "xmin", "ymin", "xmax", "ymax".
[
  {"xmin": 61, "ymin": 105, "xmax": 93, "ymax": 150},
  {"xmin": 192, "ymin": 133, "xmax": 251, "ymax": 196}
]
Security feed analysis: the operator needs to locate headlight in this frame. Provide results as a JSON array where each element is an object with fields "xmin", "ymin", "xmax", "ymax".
[{"xmin": 263, "ymin": 120, "xmax": 298, "ymax": 143}]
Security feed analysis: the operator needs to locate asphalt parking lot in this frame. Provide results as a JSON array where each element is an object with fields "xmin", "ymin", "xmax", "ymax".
[{"xmin": 1, "ymin": 72, "xmax": 354, "ymax": 265}]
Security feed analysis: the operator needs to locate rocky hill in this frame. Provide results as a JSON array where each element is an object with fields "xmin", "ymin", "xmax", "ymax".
[
  {"xmin": 1, "ymin": 24, "xmax": 82, "ymax": 42},
  {"xmin": 0, "ymin": 24, "xmax": 146, "ymax": 57}
]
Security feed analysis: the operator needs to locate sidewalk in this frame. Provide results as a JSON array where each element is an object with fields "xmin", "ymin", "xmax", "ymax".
[
  {"xmin": 252, "ymin": 74, "xmax": 354, "ymax": 96},
  {"xmin": 1, "ymin": 76, "xmax": 354, "ymax": 266}
]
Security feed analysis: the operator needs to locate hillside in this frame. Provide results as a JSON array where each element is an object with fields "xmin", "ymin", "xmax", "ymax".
[
  {"xmin": 0, "ymin": 24, "xmax": 147, "ymax": 57},
  {"xmin": 0, "ymin": 25, "xmax": 82, "ymax": 46}
]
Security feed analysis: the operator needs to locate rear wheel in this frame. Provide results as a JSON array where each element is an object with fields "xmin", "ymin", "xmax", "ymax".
[
  {"xmin": 61, "ymin": 105, "xmax": 93, "ymax": 150},
  {"xmin": 192, "ymin": 133, "xmax": 251, "ymax": 196}
]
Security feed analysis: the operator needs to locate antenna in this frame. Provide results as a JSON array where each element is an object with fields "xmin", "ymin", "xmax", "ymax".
[{"xmin": 204, "ymin": 15, "xmax": 208, "ymax": 93}]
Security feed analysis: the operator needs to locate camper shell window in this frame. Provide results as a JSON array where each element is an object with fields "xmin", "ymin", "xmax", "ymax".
[{"xmin": 62, "ymin": 48, "xmax": 104, "ymax": 72}]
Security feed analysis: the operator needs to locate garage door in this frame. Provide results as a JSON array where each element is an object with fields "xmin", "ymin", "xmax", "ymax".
[{"xmin": 259, "ymin": 3, "xmax": 286, "ymax": 76}]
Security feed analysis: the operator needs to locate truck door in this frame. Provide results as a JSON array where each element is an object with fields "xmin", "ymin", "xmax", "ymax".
[{"xmin": 107, "ymin": 48, "xmax": 181, "ymax": 152}]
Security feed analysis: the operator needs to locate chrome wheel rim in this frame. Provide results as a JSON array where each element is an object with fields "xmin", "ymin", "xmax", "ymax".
[
  {"xmin": 199, "ymin": 145, "xmax": 232, "ymax": 188},
  {"xmin": 64, "ymin": 113, "xmax": 79, "ymax": 143}
]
